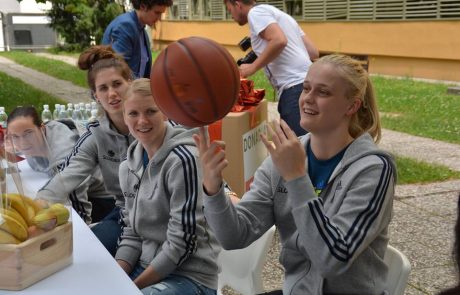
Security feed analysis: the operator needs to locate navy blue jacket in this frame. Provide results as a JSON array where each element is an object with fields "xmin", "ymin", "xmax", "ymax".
[{"xmin": 102, "ymin": 10, "xmax": 152, "ymax": 79}]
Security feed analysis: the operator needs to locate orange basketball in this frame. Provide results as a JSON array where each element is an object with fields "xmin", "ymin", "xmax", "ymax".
[{"xmin": 150, "ymin": 36, "xmax": 240, "ymax": 127}]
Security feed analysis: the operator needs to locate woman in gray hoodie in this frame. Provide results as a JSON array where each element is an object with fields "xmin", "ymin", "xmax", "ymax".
[
  {"xmin": 194, "ymin": 54, "xmax": 396, "ymax": 294},
  {"xmin": 36, "ymin": 45, "xmax": 135, "ymax": 255},
  {"xmin": 6, "ymin": 106, "xmax": 109, "ymax": 224},
  {"xmin": 116, "ymin": 79, "xmax": 219, "ymax": 294}
]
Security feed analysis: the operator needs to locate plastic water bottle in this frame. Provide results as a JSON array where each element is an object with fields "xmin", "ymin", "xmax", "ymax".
[
  {"xmin": 73, "ymin": 104, "xmax": 86, "ymax": 133},
  {"xmin": 67, "ymin": 103, "xmax": 74, "ymax": 120},
  {"xmin": 72, "ymin": 104, "xmax": 83, "ymax": 121},
  {"xmin": 88, "ymin": 109, "xmax": 98, "ymax": 123},
  {"xmin": 58, "ymin": 105, "xmax": 69, "ymax": 119},
  {"xmin": 41, "ymin": 104, "xmax": 53, "ymax": 123},
  {"xmin": 0, "ymin": 107, "xmax": 8, "ymax": 128},
  {"xmin": 85, "ymin": 103, "xmax": 92, "ymax": 119},
  {"xmin": 53, "ymin": 104, "xmax": 60, "ymax": 120},
  {"xmin": 91, "ymin": 101, "xmax": 98, "ymax": 111}
]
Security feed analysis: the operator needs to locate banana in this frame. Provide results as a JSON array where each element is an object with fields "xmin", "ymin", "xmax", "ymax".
[
  {"xmin": 0, "ymin": 208, "xmax": 28, "ymax": 231},
  {"xmin": 21, "ymin": 195, "xmax": 43, "ymax": 214},
  {"xmin": 1, "ymin": 193, "xmax": 36, "ymax": 226},
  {"xmin": 32, "ymin": 210, "xmax": 57, "ymax": 231},
  {"xmin": 32, "ymin": 204, "xmax": 70, "ymax": 231},
  {"xmin": 49, "ymin": 203, "xmax": 70, "ymax": 226},
  {"xmin": 0, "ymin": 213, "xmax": 28, "ymax": 241},
  {"xmin": 0, "ymin": 228, "xmax": 20, "ymax": 244},
  {"xmin": 1, "ymin": 193, "xmax": 29, "ymax": 222}
]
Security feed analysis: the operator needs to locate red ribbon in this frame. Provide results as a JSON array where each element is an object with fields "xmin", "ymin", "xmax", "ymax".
[
  {"xmin": 210, "ymin": 79, "xmax": 265, "ymax": 141},
  {"xmin": 231, "ymin": 79, "xmax": 265, "ymax": 112}
]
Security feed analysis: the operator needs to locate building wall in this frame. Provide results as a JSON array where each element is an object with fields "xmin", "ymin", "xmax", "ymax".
[
  {"xmin": 19, "ymin": 0, "xmax": 51, "ymax": 13},
  {"xmin": 152, "ymin": 20, "xmax": 460, "ymax": 82},
  {"xmin": 0, "ymin": 0, "xmax": 20, "ymax": 13},
  {"xmin": 0, "ymin": 0, "xmax": 50, "ymax": 13}
]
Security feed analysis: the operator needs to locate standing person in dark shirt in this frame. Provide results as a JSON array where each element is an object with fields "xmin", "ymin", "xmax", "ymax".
[{"xmin": 102, "ymin": 0, "xmax": 173, "ymax": 79}]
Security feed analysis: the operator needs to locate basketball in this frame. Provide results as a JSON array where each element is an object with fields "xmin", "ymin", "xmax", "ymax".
[{"xmin": 150, "ymin": 36, "xmax": 240, "ymax": 127}]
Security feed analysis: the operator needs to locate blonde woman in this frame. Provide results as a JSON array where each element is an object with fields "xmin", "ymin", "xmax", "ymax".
[
  {"xmin": 116, "ymin": 79, "xmax": 219, "ymax": 294},
  {"xmin": 194, "ymin": 54, "xmax": 396, "ymax": 294}
]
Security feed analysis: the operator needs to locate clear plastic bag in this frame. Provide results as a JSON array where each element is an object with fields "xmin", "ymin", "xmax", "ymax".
[
  {"xmin": 0, "ymin": 124, "xmax": 73, "ymax": 290},
  {"xmin": 2, "ymin": 123, "xmax": 73, "ymax": 232}
]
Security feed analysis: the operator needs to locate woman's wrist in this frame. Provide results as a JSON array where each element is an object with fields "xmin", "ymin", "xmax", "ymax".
[{"xmin": 203, "ymin": 181, "xmax": 222, "ymax": 196}]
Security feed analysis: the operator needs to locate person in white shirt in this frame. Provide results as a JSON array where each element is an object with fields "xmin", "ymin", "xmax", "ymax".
[{"xmin": 225, "ymin": 0, "xmax": 319, "ymax": 136}]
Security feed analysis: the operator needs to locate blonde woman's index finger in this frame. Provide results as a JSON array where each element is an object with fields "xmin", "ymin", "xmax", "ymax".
[
  {"xmin": 196, "ymin": 126, "xmax": 209, "ymax": 148},
  {"xmin": 202, "ymin": 126, "xmax": 210, "ymax": 147},
  {"xmin": 193, "ymin": 127, "xmax": 208, "ymax": 152}
]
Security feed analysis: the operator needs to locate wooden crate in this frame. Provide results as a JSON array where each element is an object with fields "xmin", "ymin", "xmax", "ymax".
[{"xmin": 0, "ymin": 222, "xmax": 73, "ymax": 290}]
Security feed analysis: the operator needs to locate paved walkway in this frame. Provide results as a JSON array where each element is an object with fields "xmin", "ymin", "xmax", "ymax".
[
  {"xmin": 0, "ymin": 55, "xmax": 91, "ymax": 104},
  {"xmin": 1, "ymin": 53, "xmax": 460, "ymax": 294}
]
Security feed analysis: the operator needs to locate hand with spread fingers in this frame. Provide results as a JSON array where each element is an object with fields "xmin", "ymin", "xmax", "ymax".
[
  {"xmin": 260, "ymin": 120, "xmax": 306, "ymax": 182},
  {"xmin": 193, "ymin": 127, "xmax": 228, "ymax": 195}
]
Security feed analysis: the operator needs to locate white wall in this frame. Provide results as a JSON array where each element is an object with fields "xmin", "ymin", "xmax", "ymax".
[
  {"xmin": 0, "ymin": 0, "xmax": 51, "ymax": 13},
  {"xmin": 0, "ymin": 0, "xmax": 20, "ymax": 13},
  {"xmin": 19, "ymin": 0, "xmax": 51, "ymax": 13}
]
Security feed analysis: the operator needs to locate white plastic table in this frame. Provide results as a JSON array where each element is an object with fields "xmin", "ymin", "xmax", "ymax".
[{"xmin": 1, "ymin": 160, "xmax": 142, "ymax": 295}]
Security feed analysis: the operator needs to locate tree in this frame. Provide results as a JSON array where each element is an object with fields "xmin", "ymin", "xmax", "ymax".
[{"xmin": 20, "ymin": 0, "xmax": 125, "ymax": 51}]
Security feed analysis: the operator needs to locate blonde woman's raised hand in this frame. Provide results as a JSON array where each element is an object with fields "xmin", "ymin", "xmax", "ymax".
[
  {"xmin": 260, "ymin": 120, "xmax": 306, "ymax": 182},
  {"xmin": 193, "ymin": 127, "xmax": 228, "ymax": 196}
]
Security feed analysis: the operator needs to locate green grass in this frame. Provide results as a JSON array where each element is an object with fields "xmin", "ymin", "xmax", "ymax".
[
  {"xmin": 395, "ymin": 155, "xmax": 460, "ymax": 184},
  {"xmin": 46, "ymin": 47, "xmax": 81, "ymax": 59},
  {"xmin": 0, "ymin": 51, "xmax": 87, "ymax": 88},
  {"xmin": 374, "ymin": 76, "xmax": 460, "ymax": 145},
  {"xmin": 251, "ymin": 71, "xmax": 276, "ymax": 101},
  {"xmin": 0, "ymin": 71, "xmax": 66, "ymax": 114}
]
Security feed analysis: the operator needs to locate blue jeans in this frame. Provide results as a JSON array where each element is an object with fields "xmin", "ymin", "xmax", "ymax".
[
  {"xmin": 130, "ymin": 264, "xmax": 216, "ymax": 295},
  {"xmin": 91, "ymin": 206, "xmax": 123, "ymax": 256},
  {"xmin": 278, "ymin": 83, "xmax": 307, "ymax": 136}
]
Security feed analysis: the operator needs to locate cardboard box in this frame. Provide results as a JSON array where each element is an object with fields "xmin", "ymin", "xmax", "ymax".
[
  {"xmin": 210, "ymin": 99, "xmax": 268, "ymax": 197},
  {"xmin": 0, "ymin": 222, "xmax": 73, "ymax": 291}
]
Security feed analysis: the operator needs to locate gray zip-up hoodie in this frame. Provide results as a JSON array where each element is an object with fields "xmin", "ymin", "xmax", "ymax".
[
  {"xmin": 26, "ymin": 120, "xmax": 79, "ymax": 174},
  {"xmin": 204, "ymin": 133, "xmax": 396, "ymax": 295},
  {"xmin": 37, "ymin": 115, "xmax": 134, "ymax": 219},
  {"xmin": 115, "ymin": 124, "xmax": 220, "ymax": 289},
  {"xmin": 27, "ymin": 120, "xmax": 109, "ymax": 223}
]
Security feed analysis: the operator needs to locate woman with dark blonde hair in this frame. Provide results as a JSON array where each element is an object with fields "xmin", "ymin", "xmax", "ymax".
[
  {"xmin": 36, "ymin": 45, "xmax": 135, "ymax": 255},
  {"xmin": 116, "ymin": 78, "xmax": 219, "ymax": 294},
  {"xmin": 194, "ymin": 54, "xmax": 396, "ymax": 294}
]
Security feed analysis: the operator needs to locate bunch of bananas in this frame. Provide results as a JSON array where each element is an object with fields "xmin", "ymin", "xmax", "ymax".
[{"xmin": 0, "ymin": 193, "xmax": 69, "ymax": 245}]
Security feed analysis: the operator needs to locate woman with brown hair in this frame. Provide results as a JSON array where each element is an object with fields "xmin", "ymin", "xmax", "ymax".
[{"xmin": 36, "ymin": 45, "xmax": 135, "ymax": 256}]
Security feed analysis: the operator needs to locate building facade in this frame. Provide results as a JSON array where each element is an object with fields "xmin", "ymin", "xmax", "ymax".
[
  {"xmin": 0, "ymin": 0, "xmax": 55, "ymax": 51},
  {"xmin": 152, "ymin": 0, "xmax": 460, "ymax": 82}
]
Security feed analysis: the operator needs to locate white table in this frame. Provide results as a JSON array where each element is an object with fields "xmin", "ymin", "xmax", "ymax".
[{"xmin": 1, "ymin": 160, "xmax": 142, "ymax": 295}]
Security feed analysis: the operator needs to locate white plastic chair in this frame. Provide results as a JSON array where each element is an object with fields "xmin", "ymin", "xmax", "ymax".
[
  {"xmin": 383, "ymin": 245, "xmax": 411, "ymax": 295},
  {"xmin": 217, "ymin": 226, "xmax": 276, "ymax": 295}
]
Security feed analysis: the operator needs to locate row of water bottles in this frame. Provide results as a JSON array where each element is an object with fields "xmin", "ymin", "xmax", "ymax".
[
  {"xmin": 42, "ymin": 102, "xmax": 99, "ymax": 134},
  {"xmin": 0, "ymin": 103, "xmax": 98, "ymax": 132}
]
